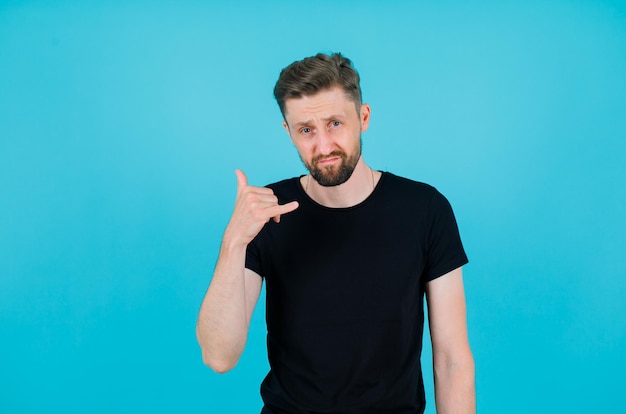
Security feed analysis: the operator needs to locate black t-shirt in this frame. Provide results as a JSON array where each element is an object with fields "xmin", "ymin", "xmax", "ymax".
[{"xmin": 246, "ymin": 172, "xmax": 468, "ymax": 414}]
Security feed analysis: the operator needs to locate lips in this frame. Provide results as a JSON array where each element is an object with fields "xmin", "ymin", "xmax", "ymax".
[
  {"xmin": 317, "ymin": 156, "xmax": 340, "ymax": 165},
  {"xmin": 313, "ymin": 151, "xmax": 345, "ymax": 166}
]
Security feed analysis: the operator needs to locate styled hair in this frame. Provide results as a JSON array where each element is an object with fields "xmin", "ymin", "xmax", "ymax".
[{"xmin": 273, "ymin": 52, "xmax": 362, "ymax": 118}]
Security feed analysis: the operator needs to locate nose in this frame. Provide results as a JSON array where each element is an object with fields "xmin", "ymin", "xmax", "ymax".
[{"xmin": 316, "ymin": 127, "xmax": 335, "ymax": 155}]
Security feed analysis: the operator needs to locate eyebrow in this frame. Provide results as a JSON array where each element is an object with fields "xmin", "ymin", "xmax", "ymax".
[{"xmin": 291, "ymin": 114, "xmax": 346, "ymax": 129}]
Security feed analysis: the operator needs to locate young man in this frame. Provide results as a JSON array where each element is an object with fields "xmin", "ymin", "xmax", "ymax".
[{"xmin": 197, "ymin": 53, "xmax": 475, "ymax": 413}]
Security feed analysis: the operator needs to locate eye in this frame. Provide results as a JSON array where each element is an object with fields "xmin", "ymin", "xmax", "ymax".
[
  {"xmin": 330, "ymin": 121, "xmax": 341, "ymax": 128},
  {"xmin": 300, "ymin": 127, "xmax": 311, "ymax": 134}
]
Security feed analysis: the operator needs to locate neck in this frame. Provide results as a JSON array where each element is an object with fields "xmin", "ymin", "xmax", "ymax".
[{"xmin": 302, "ymin": 157, "xmax": 380, "ymax": 208}]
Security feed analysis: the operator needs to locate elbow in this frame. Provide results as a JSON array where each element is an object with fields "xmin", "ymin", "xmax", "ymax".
[
  {"xmin": 196, "ymin": 322, "xmax": 242, "ymax": 373},
  {"xmin": 206, "ymin": 358, "xmax": 235, "ymax": 374},
  {"xmin": 200, "ymin": 348, "xmax": 238, "ymax": 374},
  {"xmin": 434, "ymin": 348, "xmax": 475, "ymax": 381}
]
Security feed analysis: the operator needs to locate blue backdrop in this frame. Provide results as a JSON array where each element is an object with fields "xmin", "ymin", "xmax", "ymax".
[{"xmin": 1, "ymin": 1, "xmax": 625, "ymax": 412}]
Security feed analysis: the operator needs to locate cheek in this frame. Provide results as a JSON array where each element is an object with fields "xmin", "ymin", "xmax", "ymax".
[{"xmin": 293, "ymin": 141, "xmax": 312, "ymax": 159}]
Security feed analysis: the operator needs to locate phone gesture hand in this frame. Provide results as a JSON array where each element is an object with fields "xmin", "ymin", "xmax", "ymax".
[{"xmin": 226, "ymin": 170, "xmax": 299, "ymax": 246}]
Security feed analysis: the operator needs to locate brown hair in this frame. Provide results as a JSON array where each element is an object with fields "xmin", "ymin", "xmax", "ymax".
[{"xmin": 273, "ymin": 52, "xmax": 362, "ymax": 118}]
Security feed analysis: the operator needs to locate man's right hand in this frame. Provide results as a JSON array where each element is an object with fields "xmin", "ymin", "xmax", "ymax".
[{"xmin": 224, "ymin": 169, "xmax": 299, "ymax": 247}]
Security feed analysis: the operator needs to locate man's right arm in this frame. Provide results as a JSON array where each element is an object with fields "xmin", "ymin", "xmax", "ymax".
[
  {"xmin": 196, "ymin": 243, "xmax": 263, "ymax": 373},
  {"xmin": 195, "ymin": 170, "xmax": 298, "ymax": 373}
]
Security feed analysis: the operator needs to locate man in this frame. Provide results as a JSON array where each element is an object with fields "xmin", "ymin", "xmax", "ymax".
[{"xmin": 196, "ymin": 52, "xmax": 475, "ymax": 413}]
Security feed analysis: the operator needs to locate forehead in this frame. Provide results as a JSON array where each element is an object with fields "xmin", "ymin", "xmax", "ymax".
[{"xmin": 283, "ymin": 87, "xmax": 356, "ymax": 122}]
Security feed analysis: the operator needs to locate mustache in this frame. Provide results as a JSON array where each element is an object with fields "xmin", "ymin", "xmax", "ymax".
[{"xmin": 312, "ymin": 151, "xmax": 347, "ymax": 164}]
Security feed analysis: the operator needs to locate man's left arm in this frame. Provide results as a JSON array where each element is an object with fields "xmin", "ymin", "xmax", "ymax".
[{"xmin": 425, "ymin": 267, "xmax": 476, "ymax": 414}]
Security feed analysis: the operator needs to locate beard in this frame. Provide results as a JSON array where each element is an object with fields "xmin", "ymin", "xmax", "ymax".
[{"xmin": 303, "ymin": 138, "xmax": 362, "ymax": 187}]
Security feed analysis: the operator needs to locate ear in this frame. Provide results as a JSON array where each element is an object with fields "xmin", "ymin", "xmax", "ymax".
[
  {"xmin": 282, "ymin": 120, "xmax": 291, "ymax": 136},
  {"xmin": 360, "ymin": 103, "xmax": 371, "ymax": 132}
]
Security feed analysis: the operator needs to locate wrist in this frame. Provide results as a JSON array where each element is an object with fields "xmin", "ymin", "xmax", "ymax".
[{"xmin": 221, "ymin": 229, "xmax": 249, "ymax": 256}]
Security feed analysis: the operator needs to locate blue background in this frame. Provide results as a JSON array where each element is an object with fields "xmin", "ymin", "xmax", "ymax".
[{"xmin": 1, "ymin": 0, "xmax": 625, "ymax": 412}]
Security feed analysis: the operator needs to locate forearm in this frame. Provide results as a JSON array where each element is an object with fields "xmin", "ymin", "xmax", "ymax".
[
  {"xmin": 433, "ymin": 351, "xmax": 476, "ymax": 414},
  {"xmin": 196, "ymin": 239, "xmax": 250, "ymax": 373},
  {"xmin": 196, "ymin": 170, "xmax": 298, "ymax": 373}
]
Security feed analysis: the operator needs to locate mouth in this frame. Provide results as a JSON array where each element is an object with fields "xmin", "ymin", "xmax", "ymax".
[{"xmin": 317, "ymin": 156, "xmax": 341, "ymax": 165}]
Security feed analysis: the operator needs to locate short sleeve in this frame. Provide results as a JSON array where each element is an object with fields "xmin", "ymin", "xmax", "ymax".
[
  {"xmin": 245, "ymin": 235, "xmax": 265, "ymax": 278},
  {"xmin": 422, "ymin": 189, "xmax": 468, "ymax": 282}
]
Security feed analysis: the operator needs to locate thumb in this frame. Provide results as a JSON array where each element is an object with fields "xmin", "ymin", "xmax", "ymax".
[{"xmin": 235, "ymin": 169, "xmax": 248, "ymax": 192}]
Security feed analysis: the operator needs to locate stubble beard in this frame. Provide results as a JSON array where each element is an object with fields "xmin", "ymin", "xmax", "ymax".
[{"xmin": 303, "ymin": 137, "xmax": 362, "ymax": 187}]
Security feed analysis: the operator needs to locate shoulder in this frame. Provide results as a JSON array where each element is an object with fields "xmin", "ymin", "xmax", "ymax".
[
  {"xmin": 266, "ymin": 176, "xmax": 299, "ymax": 190},
  {"xmin": 266, "ymin": 176, "xmax": 302, "ymax": 203},
  {"xmin": 381, "ymin": 172, "xmax": 441, "ymax": 201},
  {"xmin": 380, "ymin": 173, "xmax": 459, "ymax": 220}
]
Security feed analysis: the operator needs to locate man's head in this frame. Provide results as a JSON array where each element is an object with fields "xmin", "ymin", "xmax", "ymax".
[
  {"xmin": 274, "ymin": 52, "xmax": 362, "ymax": 119},
  {"xmin": 275, "ymin": 53, "xmax": 370, "ymax": 187}
]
